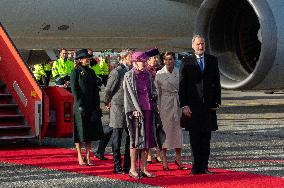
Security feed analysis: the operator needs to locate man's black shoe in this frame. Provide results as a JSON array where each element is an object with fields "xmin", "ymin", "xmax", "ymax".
[
  {"xmin": 189, "ymin": 170, "xmax": 201, "ymax": 175},
  {"xmin": 123, "ymin": 168, "xmax": 130, "ymax": 173},
  {"xmin": 203, "ymin": 170, "xmax": 214, "ymax": 174},
  {"xmin": 113, "ymin": 168, "xmax": 124, "ymax": 174},
  {"xmin": 95, "ymin": 153, "xmax": 108, "ymax": 160}
]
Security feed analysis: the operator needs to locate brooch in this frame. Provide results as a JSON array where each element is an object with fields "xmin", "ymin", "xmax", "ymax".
[{"xmin": 80, "ymin": 71, "xmax": 86, "ymax": 76}]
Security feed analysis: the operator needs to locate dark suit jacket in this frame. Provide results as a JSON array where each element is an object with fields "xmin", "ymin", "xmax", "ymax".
[{"xmin": 179, "ymin": 53, "xmax": 221, "ymax": 132}]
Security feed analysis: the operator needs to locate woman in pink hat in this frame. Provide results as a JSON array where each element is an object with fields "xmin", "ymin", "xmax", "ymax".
[{"xmin": 123, "ymin": 51, "xmax": 157, "ymax": 178}]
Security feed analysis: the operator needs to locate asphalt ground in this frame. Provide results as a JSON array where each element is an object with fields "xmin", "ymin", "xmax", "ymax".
[{"xmin": 0, "ymin": 89, "xmax": 283, "ymax": 187}]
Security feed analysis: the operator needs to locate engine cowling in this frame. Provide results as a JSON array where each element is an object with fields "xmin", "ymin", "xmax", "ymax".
[{"xmin": 195, "ymin": 0, "xmax": 284, "ymax": 90}]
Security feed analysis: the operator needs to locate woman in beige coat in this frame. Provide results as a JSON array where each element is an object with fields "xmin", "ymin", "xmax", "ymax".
[{"xmin": 154, "ymin": 52, "xmax": 187, "ymax": 171}]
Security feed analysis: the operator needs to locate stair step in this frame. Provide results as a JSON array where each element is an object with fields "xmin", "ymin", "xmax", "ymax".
[
  {"xmin": 0, "ymin": 83, "xmax": 5, "ymax": 88},
  {"xmin": 0, "ymin": 108, "xmax": 18, "ymax": 115},
  {"xmin": 0, "ymin": 114, "xmax": 24, "ymax": 126},
  {"xmin": 0, "ymin": 104, "xmax": 19, "ymax": 115},
  {"xmin": 0, "ymin": 135, "xmax": 35, "ymax": 140},
  {"xmin": 0, "ymin": 94, "xmax": 12, "ymax": 103},
  {"xmin": 0, "ymin": 104, "xmax": 18, "ymax": 108},
  {"xmin": 0, "ymin": 125, "xmax": 29, "ymax": 129},
  {"xmin": 0, "ymin": 125, "xmax": 31, "ymax": 137},
  {"xmin": 0, "ymin": 114, "xmax": 24, "ymax": 118},
  {"xmin": 0, "ymin": 94, "xmax": 12, "ymax": 97}
]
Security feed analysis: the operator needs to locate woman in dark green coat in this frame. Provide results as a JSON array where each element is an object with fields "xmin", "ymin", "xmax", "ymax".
[{"xmin": 70, "ymin": 49, "xmax": 104, "ymax": 166}]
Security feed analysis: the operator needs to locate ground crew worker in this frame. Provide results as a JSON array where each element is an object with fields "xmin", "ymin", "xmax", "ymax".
[
  {"xmin": 43, "ymin": 59, "xmax": 53, "ymax": 86},
  {"xmin": 52, "ymin": 48, "xmax": 74, "ymax": 86},
  {"xmin": 33, "ymin": 64, "xmax": 46, "ymax": 85},
  {"xmin": 91, "ymin": 59, "xmax": 102, "ymax": 77},
  {"xmin": 94, "ymin": 57, "xmax": 109, "ymax": 86}
]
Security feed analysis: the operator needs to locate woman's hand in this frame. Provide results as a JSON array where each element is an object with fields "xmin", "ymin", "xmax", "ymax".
[
  {"xmin": 182, "ymin": 106, "xmax": 192, "ymax": 117},
  {"xmin": 105, "ymin": 103, "xmax": 111, "ymax": 110},
  {"xmin": 78, "ymin": 106, "xmax": 86, "ymax": 117},
  {"xmin": 132, "ymin": 111, "xmax": 141, "ymax": 117}
]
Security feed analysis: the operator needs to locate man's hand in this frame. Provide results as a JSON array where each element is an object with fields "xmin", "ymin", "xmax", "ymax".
[
  {"xmin": 211, "ymin": 103, "xmax": 220, "ymax": 111},
  {"xmin": 182, "ymin": 106, "xmax": 192, "ymax": 117}
]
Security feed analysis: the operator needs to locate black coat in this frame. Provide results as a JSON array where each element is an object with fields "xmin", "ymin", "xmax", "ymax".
[
  {"xmin": 179, "ymin": 53, "xmax": 221, "ymax": 132},
  {"xmin": 70, "ymin": 65, "xmax": 103, "ymax": 142}
]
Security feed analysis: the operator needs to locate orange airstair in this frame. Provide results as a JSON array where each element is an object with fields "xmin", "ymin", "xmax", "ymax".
[{"xmin": 0, "ymin": 22, "xmax": 73, "ymax": 142}]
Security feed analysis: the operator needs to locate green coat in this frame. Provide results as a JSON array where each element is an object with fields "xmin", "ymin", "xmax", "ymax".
[{"xmin": 70, "ymin": 65, "xmax": 103, "ymax": 143}]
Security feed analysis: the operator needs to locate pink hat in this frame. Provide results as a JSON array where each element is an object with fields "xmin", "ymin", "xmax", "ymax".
[{"xmin": 131, "ymin": 51, "xmax": 148, "ymax": 63}]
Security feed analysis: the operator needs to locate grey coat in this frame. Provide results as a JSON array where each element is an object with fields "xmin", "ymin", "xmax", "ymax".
[
  {"xmin": 123, "ymin": 68, "xmax": 158, "ymax": 148},
  {"xmin": 104, "ymin": 64, "xmax": 128, "ymax": 128}
]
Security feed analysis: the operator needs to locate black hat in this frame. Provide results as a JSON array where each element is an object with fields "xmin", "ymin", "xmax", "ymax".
[
  {"xmin": 145, "ymin": 48, "xmax": 160, "ymax": 57},
  {"xmin": 75, "ymin": 49, "xmax": 92, "ymax": 60}
]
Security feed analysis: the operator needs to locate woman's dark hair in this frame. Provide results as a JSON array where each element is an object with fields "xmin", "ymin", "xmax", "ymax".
[{"xmin": 163, "ymin": 51, "xmax": 175, "ymax": 60}]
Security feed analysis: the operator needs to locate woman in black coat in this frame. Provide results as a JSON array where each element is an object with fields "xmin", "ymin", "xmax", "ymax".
[{"xmin": 70, "ymin": 49, "xmax": 104, "ymax": 166}]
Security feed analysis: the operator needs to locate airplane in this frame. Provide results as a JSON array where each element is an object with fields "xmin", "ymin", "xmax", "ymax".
[{"xmin": 0, "ymin": 0, "xmax": 284, "ymax": 90}]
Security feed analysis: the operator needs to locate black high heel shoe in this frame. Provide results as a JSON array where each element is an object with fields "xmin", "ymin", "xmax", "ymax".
[
  {"xmin": 140, "ymin": 171, "xmax": 156, "ymax": 178},
  {"xmin": 79, "ymin": 157, "xmax": 87, "ymax": 166},
  {"xmin": 162, "ymin": 166, "xmax": 170, "ymax": 171},
  {"xmin": 86, "ymin": 155, "xmax": 95, "ymax": 166},
  {"xmin": 154, "ymin": 157, "xmax": 162, "ymax": 163},
  {"xmin": 175, "ymin": 160, "xmax": 188, "ymax": 170},
  {"xmin": 129, "ymin": 171, "xmax": 140, "ymax": 179}
]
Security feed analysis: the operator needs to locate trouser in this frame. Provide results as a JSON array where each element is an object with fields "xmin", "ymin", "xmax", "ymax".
[
  {"xmin": 36, "ymin": 78, "xmax": 44, "ymax": 85},
  {"xmin": 55, "ymin": 75, "xmax": 70, "ymax": 85},
  {"xmin": 112, "ymin": 128, "xmax": 130, "ymax": 170},
  {"xmin": 100, "ymin": 75, "xmax": 108, "ymax": 87},
  {"xmin": 189, "ymin": 131, "xmax": 211, "ymax": 172},
  {"xmin": 43, "ymin": 71, "xmax": 51, "ymax": 86},
  {"xmin": 96, "ymin": 128, "xmax": 113, "ymax": 155}
]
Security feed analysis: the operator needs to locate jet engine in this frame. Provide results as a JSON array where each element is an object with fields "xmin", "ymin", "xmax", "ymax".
[{"xmin": 195, "ymin": 0, "xmax": 284, "ymax": 90}]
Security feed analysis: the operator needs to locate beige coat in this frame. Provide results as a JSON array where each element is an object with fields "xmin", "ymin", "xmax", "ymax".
[{"xmin": 155, "ymin": 66, "xmax": 183, "ymax": 149}]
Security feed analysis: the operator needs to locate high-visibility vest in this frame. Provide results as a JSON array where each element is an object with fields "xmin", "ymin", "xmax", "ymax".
[
  {"xmin": 99, "ymin": 59, "xmax": 109, "ymax": 75},
  {"xmin": 44, "ymin": 63, "xmax": 52, "ymax": 71},
  {"xmin": 91, "ymin": 63, "xmax": 102, "ymax": 76},
  {"xmin": 52, "ymin": 58, "xmax": 74, "ymax": 78},
  {"xmin": 33, "ymin": 64, "xmax": 46, "ymax": 80}
]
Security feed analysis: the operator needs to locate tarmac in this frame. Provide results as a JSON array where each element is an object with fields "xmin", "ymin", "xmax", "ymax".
[{"xmin": 0, "ymin": 89, "xmax": 283, "ymax": 187}]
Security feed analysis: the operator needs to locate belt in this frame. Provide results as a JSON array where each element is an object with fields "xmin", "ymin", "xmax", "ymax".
[{"xmin": 161, "ymin": 90, "xmax": 180, "ymax": 121}]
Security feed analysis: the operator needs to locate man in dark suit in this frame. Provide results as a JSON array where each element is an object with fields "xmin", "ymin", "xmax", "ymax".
[
  {"xmin": 104, "ymin": 49, "xmax": 132, "ymax": 174},
  {"xmin": 179, "ymin": 35, "xmax": 221, "ymax": 175}
]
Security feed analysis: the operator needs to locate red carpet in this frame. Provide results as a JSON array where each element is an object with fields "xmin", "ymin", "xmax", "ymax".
[{"xmin": 0, "ymin": 146, "xmax": 283, "ymax": 188}]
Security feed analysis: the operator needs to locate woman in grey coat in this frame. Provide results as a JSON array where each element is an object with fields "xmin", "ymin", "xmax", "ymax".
[{"xmin": 123, "ymin": 51, "xmax": 157, "ymax": 178}]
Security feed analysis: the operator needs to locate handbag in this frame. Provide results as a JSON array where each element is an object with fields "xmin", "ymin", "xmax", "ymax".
[
  {"xmin": 180, "ymin": 114, "xmax": 189, "ymax": 129},
  {"xmin": 154, "ymin": 109, "xmax": 166, "ymax": 149}
]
